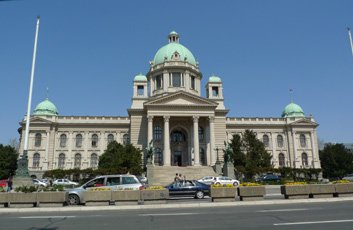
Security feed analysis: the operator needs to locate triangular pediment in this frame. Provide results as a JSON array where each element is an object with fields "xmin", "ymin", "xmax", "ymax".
[
  {"xmin": 144, "ymin": 91, "xmax": 218, "ymax": 107},
  {"xmin": 289, "ymin": 118, "xmax": 318, "ymax": 126},
  {"xmin": 29, "ymin": 117, "xmax": 53, "ymax": 124}
]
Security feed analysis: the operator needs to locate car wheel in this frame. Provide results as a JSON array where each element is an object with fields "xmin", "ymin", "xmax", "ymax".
[
  {"xmin": 68, "ymin": 194, "xmax": 80, "ymax": 205},
  {"xmin": 233, "ymin": 182, "xmax": 239, "ymax": 186},
  {"xmin": 215, "ymin": 182, "xmax": 221, "ymax": 185},
  {"xmin": 195, "ymin": 191, "xmax": 204, "ymax": 199}
]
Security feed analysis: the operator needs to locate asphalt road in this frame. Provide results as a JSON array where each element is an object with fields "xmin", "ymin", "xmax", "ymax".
[{"xmin": 2, "ymin": 200, "xmax": 353, "ymax": 230}]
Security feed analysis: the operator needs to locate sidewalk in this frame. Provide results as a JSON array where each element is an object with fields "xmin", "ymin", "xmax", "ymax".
[{"xmin": 1, "ymin": 196, "xmax": 353, "ymax": 214}]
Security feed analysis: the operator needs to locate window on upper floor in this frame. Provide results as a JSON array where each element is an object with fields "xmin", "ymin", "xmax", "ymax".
[
  {"xmin": 212, "ymin": 87, "xmax": 219, "ymax": 97},
  {"xmin": 137, "ymin": 85, "xmax": 144, "ymax": 95},
  {"xmin": 74, "ymin": 153, "xmax": 81, "ymax": 169},
  {"xmin": 35, "ymin": 133, "xmax": 41, "ymax": 147},
  {"xmin": 154, "ymin": 126, "xmax": 162, "ymax": 140},
  {"xmin": 33, "ymin": 153, "xmax": 40, "ymax": 168},
  {"xmin": 59, "ymin": 134, "xmax": 67, "ymax": 148},
  {"xmin": 92, "ymin": 134, "xmax": 98, "ymax": 147},
  {"xmin": 170, "ymin": 72, "xmax": 183, "ymax": 87},
  {"xmin": 107, "ymin": 134, "xmax": 114, "ymax": 144},
  {"xmin": 199, "ymin": 127, "xmax": 204, "ymax": 141},
  {"xmin": 302, "ymin": 152, "xmax": 308, "ymax": 166},
  {"xmin": 190, "ymin": 75, "xmax": 195, "ymax": 90},
  {"xmin": 155, "ymin": 75, "xmax": 162, "ymax": 90},
  {"xmin": 277, "ymin": 135, "xmax": 284, "ymax": 148},
  {"xmin": 278, "ymin": 153, "xmax": 285, "ymax": 167},
  {"xmin": 123, "ymin": 134, "xmax": 130, "ymax": 145},
  {"xmin": 263, "ymin": 134, "xmax": 270, "ymax": 147},
  {"xmin": 76, "ymin": 134, "xmax": 83, "ymax": 148},
  {"xmin": 300, "ymin": 134, "xmax": 306, "ymax": 148}
]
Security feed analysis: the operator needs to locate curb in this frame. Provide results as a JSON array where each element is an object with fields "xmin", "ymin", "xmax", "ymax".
[{"xmin": 1, "ymin": 197, "xmax": 353, "ymax": 213}]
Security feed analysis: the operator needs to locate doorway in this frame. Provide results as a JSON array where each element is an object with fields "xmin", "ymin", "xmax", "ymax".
[{"xmin": 173, "ymin": 151, "xmax": 182, "ymax": 166}]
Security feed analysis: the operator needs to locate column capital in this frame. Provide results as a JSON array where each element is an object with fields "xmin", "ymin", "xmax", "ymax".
[
  {"xmin": 163, "ymin": 116, "xmax": 170, "ymax": 122},
  {"xmin": 147, "ymin": 115, "xmax": 154, "ymax": 122},
  {"xmin": 208, "ymin": 116, "xmax": 215, "ymax": 122},
  {"xmin": 193, "ymin": 116, "xmax": 199, "ymax": 123}
]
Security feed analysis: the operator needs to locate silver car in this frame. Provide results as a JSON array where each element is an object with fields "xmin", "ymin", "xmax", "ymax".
[{"xmin": 67, "ymin": 174, "xmax": 143, "ymax": 205}]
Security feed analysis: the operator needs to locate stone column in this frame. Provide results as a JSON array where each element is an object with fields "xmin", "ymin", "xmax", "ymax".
[
  {"xmin": 292, "ymin": 131, "xmax": 298, "ymax": 168},
  {"xmin": 147, "ymin": 116, "xmax": 153, "ymax": 145},
  {"xmin": 310, "ymin": 131, "xmax": 316, "ymax": 168},
  {"xmin": 45, "ymin": 131, "xmax": 50, "ymax": 170},
  {"xmin": 209, "ymin": 116, "xmax": 216, "ymax": 165},
  {"xmin": 163, "ymin": 116, "xmax": 171, "ymax": 166},
  {"xmin": 193, "ymin": 116, "xmax": 200, "ymax": 166},
  {"xmin": 271, "ymin": 133, "xmax": 276, "ymax": 166}
]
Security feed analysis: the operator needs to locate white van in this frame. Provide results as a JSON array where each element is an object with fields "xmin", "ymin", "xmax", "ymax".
[{"xmin": 67, "ymin": 174, "xmax": 143, "ymax": 205}]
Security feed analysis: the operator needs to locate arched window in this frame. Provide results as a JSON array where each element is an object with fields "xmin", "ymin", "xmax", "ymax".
[
  {"xmin": 154, "ymin": 148, "xmax": 163, "ymax": 166},
  {"xmin": 263, "ymin": 134, "xmax": 270, "ymax": 147},
  {"xmin": 76, "ymin": 134, "xmax": 83, "ymax": 148},
  {"xmin": 35, "ymin": 133, "xmax": 41, "ymax": 147},
  {"xmin": 92, "ymin": 134, "xmax": 98, "ymax": 147},
  {"xmin": 277, "ymin": 135, "xmax": 284, "ymax": 148},
  {"xmin": 153, "ymin": 126, "xmax": 162, "ymax": 140},
  {"xmin": 74, "ymin": 153, "xmax": 81, "ymax": 168},
  {"xmin": 171, "ymin": 131, "xmax": 185, "ymax": 142},
  {"xmin": 107, "ymin": 134, "xmax": 114, "ymax": 144},
  {"xmin": 90, "ymin": 153, "xmax": 98, "ymax": 168},
  {"xmin": 200, "ymin": 148, "xmax": 206, "ymax": 166},
  {"xmin": 123, "ymin": 134, "xmax": 130, "ymax": 145},
  {"xmin": 278, "ymin": 153, "xmax": 285, "ymax": 167},
  {"xmin": 300, "ymin": 134, "xmax": 306, "ymax": 148},
  {"xmin": 60, "ymin": 134, "xmax": 67, "ymax": 147},
  {"xmin": 302, "ymin": 152, "xmax": 308, "ymax": 166},
  {"xmin": 33, "ymin": 153, "xmax": 40, "ymax": 168},
  {"xmin": 199, "ymin": 127, "xmax": 204, "ymax": 141},
  {"xmin": 58, "ymin": 153, "xmax": 65, "ymax": 169}
]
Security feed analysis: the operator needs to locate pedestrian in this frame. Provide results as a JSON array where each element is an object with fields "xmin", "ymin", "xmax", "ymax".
[
  {"xmin": 174, "ymin": 173, "xmax": 179, "ymax": 182},
  {"xmin": 7, "ymin": 176, "xmax": 13, "ymax": 192}
]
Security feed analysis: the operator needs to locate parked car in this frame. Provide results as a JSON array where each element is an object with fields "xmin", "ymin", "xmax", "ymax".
[
  {"xmin": 343, "ymin": 174, "xmax": 353, "ymax": 181},
  {"xmin": 165, "ymin": 180, "xmax": 210, "ymax": 199},
  {"xmin": 32, "ymin": 179, "xmax": 48, "ymax": 187},
  {"xmin": 53, "ymin": 179, "xmax": 79, "ymax": 186},
  {"xmin": 197, "ymin": 176, "xmax": 216, "ymax": 185},
  {"xmin": 137, "ymin": 176, "xmax": 148, "ymax": 184},
  {"xmin": 255, "ymin": 174, "xmax": 281, "ymax": 183},
  {"xmin": 67, "ymin": 174, "xmax": 143, "ymax": 205},
  {"xmin": 213, "ymin": 176, "xmax": 240, "ymax": 186}
]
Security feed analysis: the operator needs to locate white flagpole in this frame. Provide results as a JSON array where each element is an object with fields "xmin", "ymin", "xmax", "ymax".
[
  {"xmin": 347, "ymin": 27, "xmax": 353, "ymax": 59},
  {"xmin": 23, "ymin": 16, "xmax": 40, "ymax": 155}
]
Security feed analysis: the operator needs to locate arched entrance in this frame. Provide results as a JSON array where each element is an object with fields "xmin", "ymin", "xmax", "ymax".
[{"xmin": 170, "ymin": 128, "xmax": 189, "ymax": 166}]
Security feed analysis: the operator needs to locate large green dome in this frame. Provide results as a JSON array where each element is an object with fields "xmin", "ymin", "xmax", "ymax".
[
  {"xmin": 153, "ymin": 31, "xmax": 197, "ymax": 66},
  {"xmin": 282, "ymin": 102, "xmax": 305, "ymax": 118},
  {"xmin": 33, "ymin": 98, "xmax": 59, "ymax": 116}
]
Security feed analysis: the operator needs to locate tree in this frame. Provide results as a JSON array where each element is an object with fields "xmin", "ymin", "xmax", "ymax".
[
  {"xmin": 319, "ymin": 143, "xmax": 353, "ymax": 179},
  {"xmin": 0, "ymin": 144, "xmax": 18, "ymax": 179},
  {"xmin": 98, "ymin": 141, "xmax": 143, "ymax": 175},
  {"xmin": 229, "ymin": 130, "xmax": 273, "ymax": 180}
]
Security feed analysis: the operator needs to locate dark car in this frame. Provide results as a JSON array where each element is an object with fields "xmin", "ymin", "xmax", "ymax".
[
  {"xmin": 256, "ymin": 174, "xmax": 281, "ymax": 183},
  {"xmin": 165, "ymin": 180, "xmax": 210, "ymax": 199}
]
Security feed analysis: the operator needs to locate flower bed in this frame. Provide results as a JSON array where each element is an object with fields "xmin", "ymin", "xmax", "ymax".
[
  {"xmin": 210, "ymin": 185, "xmax": 237, "ymax": 202},
  {"xmin": 238, "ymin": 185, "xmax": 265, "ymax": 201},
  {"xmin": 281, "ymin": 183, "xmax": 310, "ymax": 199}
]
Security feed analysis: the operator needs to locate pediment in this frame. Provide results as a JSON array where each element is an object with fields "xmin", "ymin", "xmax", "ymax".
[
  {"xmin": 29, "ymin": 117, "xmax": 53, "ymax": 124},
  {"xmin": 289, "ymin": 118, "xmax": 318, "ymax": 126},
  {"xmin": 144, "ymin": 91, "xmax": 218, "ymax": 107}
]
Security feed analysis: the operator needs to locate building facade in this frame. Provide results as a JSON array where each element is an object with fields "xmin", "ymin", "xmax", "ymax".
[{"xmin": 18, "ymin": 32, "xmax": 321, "ymax": 178}]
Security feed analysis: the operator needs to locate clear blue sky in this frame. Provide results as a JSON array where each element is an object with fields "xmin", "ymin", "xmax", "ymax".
[{"xmin": 0, "ymin": 0, "xmax": 352, "ymax": 145}]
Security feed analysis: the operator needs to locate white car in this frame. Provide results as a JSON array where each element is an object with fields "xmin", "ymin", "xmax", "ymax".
[
  {"xmin": 53, "ymin": 179, "xmax": 79, "ymax": 186},
  {"xmin": 32, "ymin": 179, "xmax": 48, "ymax": 187},
  {"xmin": 343, "ymin": 174, "xmax": 353, "ymax": 181},
  {"xmin": 213, "ymin": 176, "xmax": 240, "ymax": 186},
  {"xmin": 197, "ymin": 176, "xmax": 216, "ymax": 185}
]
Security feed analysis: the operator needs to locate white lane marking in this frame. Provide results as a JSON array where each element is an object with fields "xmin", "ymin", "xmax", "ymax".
[
  {"xmin": 257, "ymin": 208, "xmax": 309, "ymax": 213},
  {"xmin": 274, "ymin": 219, "xmax": 353, "ymax": 226},
  {"xmin": 19, "ymin": 216, "xmax": 76, "ymax": 219},
  {"xmin": 139, "ymin": 213, "xmax": 198, "ymax": 217}
]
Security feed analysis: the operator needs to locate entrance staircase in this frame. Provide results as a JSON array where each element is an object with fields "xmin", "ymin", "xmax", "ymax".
[{"xmin": 147, "ymin": 166, "xmax": 219, "ymax": 186}]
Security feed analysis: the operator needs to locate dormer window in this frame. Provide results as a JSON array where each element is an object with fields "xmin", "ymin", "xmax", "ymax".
[
  {"xmin": 170, "ymin": 72, "xmax": 183, "ymax": 87},
  {"xmin": 212, "ymin": 87, "xmax": 219, "ymax": 97},
  {"xmin": 155, "ymin": 75, "xmax": 162, "ymax": 90},
  {"xmin": 172, "ymin": 52, "xmax": 180, "ymax": 60}
]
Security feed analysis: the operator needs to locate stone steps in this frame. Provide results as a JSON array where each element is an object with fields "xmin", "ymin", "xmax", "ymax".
[{"xmin": 147, "ymin": 166, "xmax": 219, "ymax": 186}]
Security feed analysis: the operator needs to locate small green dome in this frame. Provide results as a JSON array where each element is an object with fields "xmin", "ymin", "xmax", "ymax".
[
  {"xmin": 282, "ymin": 102, "xmax": 305, "ymax": 118},
  {"xmin": 134, "ymin": 73, "xmax": 147, "ymax": 81},
  {"xmin": 153, "ymin": 31, "xmax": 197, "ymax": 66},
  {"xmin": 209, "ymin": 75, "xmax": 222, "ymax": 83},
  {"xmin": 33, "ymin": 98, "xmax": 59, "ymax": 116}
]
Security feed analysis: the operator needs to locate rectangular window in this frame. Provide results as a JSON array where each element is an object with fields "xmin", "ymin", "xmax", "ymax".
[
  {"xmin": 172, "ymin": 72, "xmax": 181, "ymax": 87},
  {"xmin": 137, "ymin": 85, "xmax": 144, "ymax": 95},
  {"xmin": 190, "ymin": 76, "xmax": 195, "ymax": 90},
  {"xmin": 212, "ymin": 87, "xmax": 219, "ymax": 97},
  {"xmin": 155, "ymin": 75, "xmax": 162, "ymax": 89}
]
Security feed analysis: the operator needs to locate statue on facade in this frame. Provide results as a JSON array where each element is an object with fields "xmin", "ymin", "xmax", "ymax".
[
  {"xmin": 223, "ymin": 141, "xmax": 234, "ymax": 164},
  {"xmin": 145, "ymin": 140, "xmax": 154, "ymax": 165}
]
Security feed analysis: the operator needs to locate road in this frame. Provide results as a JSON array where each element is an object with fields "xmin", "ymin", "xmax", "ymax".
[{"xmin": 1, "ymin": 200, "xmax": 353, "ymax": 230}]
